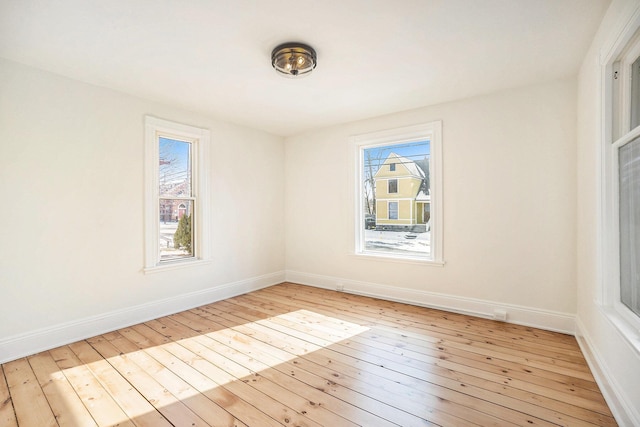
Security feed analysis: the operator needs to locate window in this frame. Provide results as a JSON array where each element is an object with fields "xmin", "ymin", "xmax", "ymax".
[
  {"xmin": 388, "ymin": 201, "xmax": 398, "ymax": 219},
  {"xmin": 388, "ymin": 179, "xmax": 398, "ymax": 194},
  {"xmin": 159, "ymin": 138, "xmax": 193, "ymax": 262},
  {"xmin": 612, "ymin": 41, "xmax": 640, "ymax": 325},
  {"xmin": 353, "ymin": 121, "xmax": 443, "ymax": 263},
  {"xmin": 601, "ymin": 20, "xmax": 640, "ymax": 346},
  {"xmin": 144, "ymin": 116, "xmax": 210, "ymax": 272}
]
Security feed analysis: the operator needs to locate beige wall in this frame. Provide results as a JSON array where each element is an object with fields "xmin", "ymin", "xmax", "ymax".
[
  {"xmin": 0, "ymin": 58, "xmax": 285, "ymax": 343},
  {"xmin": 285, "ymin": 78, "xmax": 577, "ymax": 314}
]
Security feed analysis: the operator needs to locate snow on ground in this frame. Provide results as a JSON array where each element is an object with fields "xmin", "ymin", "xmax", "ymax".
[
  {"xmin": 364, "ymin": 230, "xmax": 430, "ymax": 256},
  {"xmin": 158, "ymin": 223, "xmax": 429, "ymax": 258},
  {"xmin": 159, "ymin": 222, "xmax": 178, "ymax": 246},
  {"xmin": 159, "ymin": 222, "xmax": 190, "ymax": 260}
]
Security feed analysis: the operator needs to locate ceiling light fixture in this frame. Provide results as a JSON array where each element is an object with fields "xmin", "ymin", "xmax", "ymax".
[{"xmin": 271, "ymin": 42, "xmax": 317, "ymax": 77}]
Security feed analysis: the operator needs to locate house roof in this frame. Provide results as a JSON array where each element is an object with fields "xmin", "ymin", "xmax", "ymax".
[
  {"xmin": 416, "ymin": 190, "xmax": 430, "ymax": 202},
  {"xmin": 396, "ymin": 154, "xmax": 426, "ymax": 179},
  {"xmin": 375, "ymin": 153, "xmax": 426, "ymax": 179},
  {"xmin": 0, "ymin": 1, "xmax": 609, "ymax": 136}
]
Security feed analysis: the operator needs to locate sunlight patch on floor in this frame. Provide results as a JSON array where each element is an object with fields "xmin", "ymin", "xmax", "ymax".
[{"xmin": 50, "ymin": 308, "xmax": 370, "ymax": 426}]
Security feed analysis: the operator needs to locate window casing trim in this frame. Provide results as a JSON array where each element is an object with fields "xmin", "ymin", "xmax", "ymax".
[
  {"xmin": 598, "ymin": 8, "xmax": 640, "ymax": 354},
  {"xmin": 144, "ymin": 116, "xmax": 211, "ymax": 273},
  {"xmin": 351, "ymin": 121, "xmax": 443, "ymax": 264}
]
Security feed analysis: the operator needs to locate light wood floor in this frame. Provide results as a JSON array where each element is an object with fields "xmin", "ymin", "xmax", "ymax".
[{"xmin": 1, "ymin": 282, "xmax": 617, "ymax": 427}]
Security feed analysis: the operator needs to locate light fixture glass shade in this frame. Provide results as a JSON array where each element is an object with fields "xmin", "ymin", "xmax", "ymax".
[{"xmin": 271, "ymin": 43, "xmax": 317, "ymax": 77}]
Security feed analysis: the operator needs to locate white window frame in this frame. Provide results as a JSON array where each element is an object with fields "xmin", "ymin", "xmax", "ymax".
[
  {"xmin": 351, "ymin": 121, "xmax": 443, "ymax": 265},
  {"xmin": 599, "ymin": 11, "xmax": 640, "ymax": 353},
  {"xmin": 144, "ymin": 116, "xmax": 211, "ymax": 273}
]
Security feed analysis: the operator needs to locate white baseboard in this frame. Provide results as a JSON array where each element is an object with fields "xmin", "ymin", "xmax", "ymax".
[
  {"xmin": 285, "ymin": 270, "xmax": 575, "ymax": 334},
  {"xmin": 575, "ymin": 317, "xmax": 640, "ymax": 427},
  {"xmin": 0, "ymin": 271, "xmax": 285, "ymax": 364}
]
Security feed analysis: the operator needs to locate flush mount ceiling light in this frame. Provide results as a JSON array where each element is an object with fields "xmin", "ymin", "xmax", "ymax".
[{"xmin": 271, "ymin": 42, "xmax": 317, "ymax": 77}]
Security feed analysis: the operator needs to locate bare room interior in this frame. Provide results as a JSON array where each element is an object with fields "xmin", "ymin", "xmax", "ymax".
[{"xmin": 1, "ymin": 1, "xmax": 640, "ymax": 426}]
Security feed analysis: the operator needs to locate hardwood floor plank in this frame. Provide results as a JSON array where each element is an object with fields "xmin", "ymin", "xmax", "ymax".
[
  {"xmin": 0, "ymin": 283, "xmax": 618, "ymax": 427},
  {"xmin": 144, "ymin": 315, "xmax": 340, "ymax": 427},
  {"xmin": 179, "ymin": 311, "xmax": 435, "ymax": 427},
  {"xmin": 264, "ymin": 284, "xmax": 586, "ymax": 367},
  {"xmin": 178, "ymin": 310, "xmax": 443, "ymax": 427},
  {"xmin": 67, "ymin": 340, "xmax": 175, "ymax": 427},
  {"xmin": 230, "ymin": 286, "xmax": 612, "ymax": 425},
  {"xmin": 48, "ymin": 346, "xmax": 136, "ymax": 427},
  {"xmin": 269, "ymin": 331, "xmax": 610, "ymax": 425},
  {"xmin": 236, "ymin": 292, "xmax": 611, "ymax": 416},
  {"xmin": 203, "ymin": 298, "xmax": 585, "ymax": 427},
  {"xmin": 172, "ymin": 310, "xmax": 417, "ymax": 427},
  {"xmin": 260, "ymin": 287, "xmax": 593, "ymax": 375},
  {"xmin": 260, "ymin": 288, "xmax": 586, "ymax": 363},
  {"xmin": 28, "ymin": 351, "xmax": 98, "ymax": 427},
  {"xmin": 0, "ymin": 364, "xmax": 19, "ymax": 427},
  {"xmin": 167, "ymin": 314, "xmax": 373, "ymax": 427},
  {"xmin": 192, "ymin": 303, "xmax": 521, "ymax": 426},
  {"xmin": 3, "ymin": 358, "xmax": 58, "ymax": 427},
  {"xmin": 112, "ymin": 327, "xmax": 281, "ymax": 427},
  {"xmin": 274, "ymin": 283, "xmax": 582, "ymax": 352},
  {"xmin": 131, "ymin": 320, "xmax": 323, "ymax": 427},
  {"xmin": 86, "ymin": 334, "xmax": 218, "ymax": 427},
  {"xmin": 252, "ymin": 287, "xmax": 602, "ymax": 389}
]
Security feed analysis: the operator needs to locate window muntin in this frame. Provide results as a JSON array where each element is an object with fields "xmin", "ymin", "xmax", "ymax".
[
  {"xmin": 353, "ymin": 121, "xmax": 443, "ymax": 264},
  {"xmin": 144, "ymin": 116, "xmax": 210, "ymax": 272}
]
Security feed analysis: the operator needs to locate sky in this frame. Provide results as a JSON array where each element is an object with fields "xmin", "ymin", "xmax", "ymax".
[{"xmin": 159, "ymin": 137, "xmax": 191, "ymax": 184}]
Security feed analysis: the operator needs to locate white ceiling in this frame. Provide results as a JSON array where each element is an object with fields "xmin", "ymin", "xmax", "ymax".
[{"xmin": 0, "ymin": 0, "xmax": 610, "ymax": 136}]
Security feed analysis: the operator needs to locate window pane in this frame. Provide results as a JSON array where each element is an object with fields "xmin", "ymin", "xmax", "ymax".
[
  {"xmin": 159, "ymin": 199, "xmax": 194, "ymax": 261},
  {"xmin": 159, "ymin": 137, "xmax": 191, "ymax": 197},
  {"xmin": 619, "ymin": 136, "xmax": 640, "ymax": 316},
  {"xmin": 362, "ymin": 140, "xmax": 430, "ymax": 257},
  {"xmin": 389, "ymin": 201, "xmax": 398, "ymax": 219},
  {"xmin": 388, "ymin": 179, "xmax": 398, "ymax": 193},
  {"xmin": 632, "ymin": 56, "xmax": 640, "ymax": 130}
]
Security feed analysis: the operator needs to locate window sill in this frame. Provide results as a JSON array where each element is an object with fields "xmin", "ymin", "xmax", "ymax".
[
  {"xmin": 351, "ymin": 251, "xmax": 445, "ymax": 267},
  {"xmin": 600, "ymin": 305, "xmax": 640, "ymax": 356},
  {"xmin": 143, "ymin": 258, "xmax": 211, "ymax": 274}
]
